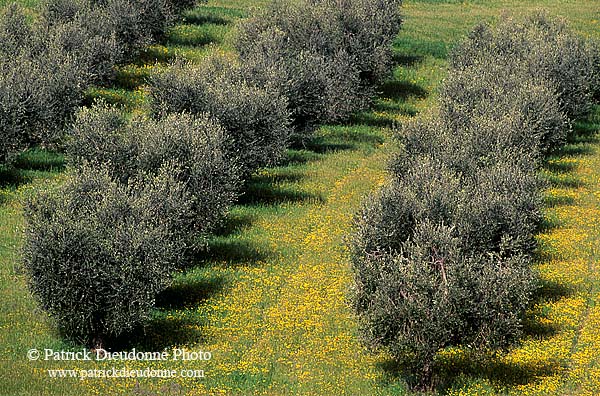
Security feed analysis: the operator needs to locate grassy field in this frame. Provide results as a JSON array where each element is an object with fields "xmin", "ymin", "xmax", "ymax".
[{"xmin": 1, "ymin": 0, "xmax": 599, "ymax": 395}]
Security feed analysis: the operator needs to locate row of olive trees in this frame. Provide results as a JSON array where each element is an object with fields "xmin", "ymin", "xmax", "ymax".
[
  {"xmin": 11, "ymin": 0, "xmax": 199, "ymax": 349},
  {"xmin": 21, "ymin": 0, "xmax": 404, "ymax": 348},
  {"xmin": 149, "ymin": 0, "xmax": 404, "ymax": 151},
  {"xmin": 0, "ymin": 0, "xmax": 194, "ymax": 166},
  {"xmin": 351, "ymin": 11, "xmax": 599, "ymax": 389}
]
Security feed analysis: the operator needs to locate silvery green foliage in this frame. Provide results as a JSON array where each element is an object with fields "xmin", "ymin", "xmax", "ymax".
[
  {"xmin": 235, "ymin": 0, "xmax": 402, "ymax": 132},
  {"xmin": 450, "ymin": 11, "xmax": 598, "ymax": 118},
  {"xmin": 41, "ymin": 0, "xmax": 174, "ymax": 64},
  {"xmin": 391, "ymin": 115, "xmax": 543, "ymax": 178},
  {"xmin": 149, "ymin": 57, "xmax": 291, "ymax": 176},
  {"xmin": 48, "ymin": 17, "xmax": 123, "ymax": 84},
  {"xmin": 67, "ymin": 104, "xmax": 240, "ymax": 240},
  {"xmin": 0, "ymin": 4, "xmax": 87, "ymax": 164},
  {"xmin": 439, "ymin": 58, "xmax": 569, "ymax": 155},
  {"xmin": 349, "ymin": 13, "xmax": 595, "ymax": 387},
  {"xmin": 352, "ymin": 220, "xmax": 535, "ymax": 388},
  {"xmin": 237, "ymin": 28, "xmax": 364, "ymax": 133},
  {"xmin": 351, "ymin": 158, "xmax": 540, "ymax": 387},
  {"xmin": 351, "ymin": 157, "xmax": 460, "ymax": 262},
  {"xmin": 237, "ymin": 0, "xmax": 402, "ymax": 85},
  {"xmin": 309, "ymin": 0, "xmax": 404, "ymax": 84},
  {"xmin": 66, "ymin": 104, "xmax": 134, "ymax": 177},
  {"xmin": 353, "ymin": 156, "xmax": 542, "ymax": 261},
  {"xmin": 0, "ymin": 3, "xmax": 35, "ymax": 53},
  {"xmin": 459, "ymin": 160, "xmax": 543, "ymax": 257},
  {"xmin": 22, "ymin": 164, "xmax": 192, "ymax": 346}
]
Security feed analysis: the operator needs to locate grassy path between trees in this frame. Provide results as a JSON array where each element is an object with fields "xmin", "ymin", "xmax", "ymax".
[{"xmin": 1, "ymin": 0, "xmax": 600, "ymax": 395}]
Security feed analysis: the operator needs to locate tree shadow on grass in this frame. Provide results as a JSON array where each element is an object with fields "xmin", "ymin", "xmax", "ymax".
[
  {"xmin": 436, "ymin": 355, "xmax": 561, "ymax": 392},
  {"xmin": 543, "ymin": 193, "xmax": 576, "ymax": 207},
  {"xmin": 391, "ymin": 53, "xmax": 424, "ymax": 67},
  {"xmin": 521, "ymin": 279, "xmax": 573, "ymax": 339},
  {"xmin": 213, "ymin": 212, "xmax": 256, "ymax": 237},
  {"xmin": 377, "ymin": 348, "xmax": 561, "ymax": 394},
  {"xmin": 239, "ymin": 181, "xmax": 323, "ymax": 205},
  {"xmin": 374, "ymin": 100, "xmax": 419, "ymax": 117},
  {"xmin": 137, "ymin": 46, "xmax": 177, "ymax": 64},
  {"xmin": 278, "ymin": 149, "xmax": 323, "ymax": 167},
  {"xmin": 107, "ymin": 276, "xmax": 225, "ymax": 351},
  {"xmin": 572, "ymin": 118, "xmax": 600, "ymax": 140},
  {"xmin": 200, "ymin": 237, "xmax": 271, "ymax": 267},
  {"xmin": 559, "ymin": 144, "xmax": 595, "ymax": 157},
  {"xmin": 542, "ymin": 166, "xmax": 585, "ymax": 190},
  {"xmin": 349, "ymin": 112, "xmax": 398, "ymax": 129},
  {"xmin": 111, "ymin": 314, "xmax": 208, "ymax": 351},
  {"xmin": 183, "ymin": 12, "xmax": 231, "ymax": 26},
  {"xmin": 537, "ymin": 212, "xmax": 563, "ymax": 233},
  {"xmin": 346, "ymin": 78, "xmax": 427, "ymax": 128},
  {"xmin": 166, "ymin": 28, "xmax": 220, "ymax": 47},
  {"xmin": 379, "ymin": 79, "xmax": 428, "ymax": 102},
  {"xmin": 13, "ymin": 148, "xmax": 64, "ymax": 171},
  {"xmin": 0, "ymin": 167, "xmax": 31, "ymax": 189},
  {"xmin": 375, "ymin": 277, "xmax": 571, "ymax": 392},
  {"xmin": 155, "ymin": 276, "xmax": 225, "ymax": 310},
  {"xmin": 544, "ymin": 159, "xmax": 578, "ymax": 174},
  {"xmin": 295, "ymin": 139, "xmax": 356, "ymax": 154},
  {"xmin": 0, "ymin": 149, "xmax": 63, "ymax": 189},
  {"xmin": 182, "ymin": 6, "xmax": 246, "ymax": 26},
  {"xmin": 252, "ymin": 171, "xmax": 305, "ymax": 185}
]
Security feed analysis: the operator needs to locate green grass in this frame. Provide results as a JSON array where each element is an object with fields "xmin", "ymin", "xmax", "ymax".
[
  {"xmin": 0, "ymin": 0, "xmax": 37, "ymax": 9},
  {"xmin": 1, "ymin": 0, "xmax": 600, "ymax": 395}
]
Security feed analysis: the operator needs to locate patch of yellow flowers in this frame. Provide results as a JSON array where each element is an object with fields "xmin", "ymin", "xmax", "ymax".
[{"xmin": 449, "ymin": 141, "xmax": 600, "ymax": 395}]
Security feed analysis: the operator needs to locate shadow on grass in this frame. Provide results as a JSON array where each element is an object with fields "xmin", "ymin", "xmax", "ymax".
[
  {"xmin": 349, "ymin": 112, "xmax": 398, "ymax": 129},
  {"xmin": 294, "ymin": 139, "xmax": 356, "ymax": 154},
  {"xmin": 573, "ymin": 119, "xmax": 600, "ymax": 139},
  {"xmin": 344, "ymin": 78, "xmax": 428, "ymax": 128},
  {"xmin": 373, "ymin": 100, "xmax": 419, "ymax": 117},
  {"xmin": 436, "ymin": 356, "xmax": 560, "ymax": 392},
  {"xmin": 0, "ymin": 167, "xmax": 31, "ymax": 189},
  {"xmin": 182, "ymin": 6, "xmax": 247, "ymax": 26},
  {"xmin": 113, "ymin": 68, "xmax": 151, "ymax": 91},
  {"xmin": 165, "ymin": 23, "xmax": 226, "ymax": 47},
  {"xmin": 393, "ymin": 38, "xmax": 450, "ymax": 61},
  {"xmin": 521, "ymin": 279, "xmax": 573, "ymax": 338},
  {"xmin": 252, "ymin": 171, "xmax": 305, "ymax": 185},
  {"xmin": 379, "ymin": 79, "xmax": 428, "ymax": 102},
  {"xmin": 183, "ymin": 12, "xmax": 231, "ymax": 26},
  {"xmin": 0, "ymin": 149, "xmax": 63, "ymax": 189},
  {"xmin": 111, "ymin": 314, "xmax": 208, "ymax": 351},
  {"xmin": 213, "ymin": 212, "xmax": 256, "ymax": 237},
  {"xmin": 542, "ymin": 168, "xmax": 585, "ymax": 190},
  {"xmin": 107, "ymin": 276, "xmax": 225, "ymax": 350},
  {"xmin": 278, "ymin": 149, "xmax": 323, "ymax": 167},
  {"xmin": 198, "ymin": 237, "xmax": 271, "ymax": 267},
  {"xmin": 391, "ymin": 53, "xmax": 424, "ymax": 67},
  {"xmin": 542, "ymin": 137, "xmax": 592, "ymax": 200},
  {"xmin": 293, "ymin": 124, "xmax": 386, "ymax": 152},
  {"xmin": 241, "ymin": 184, "xmax": 323, "ymax": 205},
  {"xmin": 544, "ymin": 159, "xmax": 578, "ymax": 174},
  {"xmin": 537, "ymin": 212, "xmax": 562, "ymax": 233},
  {"xmin": 378, "ymin": 348, "xmax": 561, "ymax": 393},
  {"xmin": 137, "ymin": 46, "xmax": 177, "ymax": 64},
  {"xmin": 13, "ymin": 148, "xmax": 64, "ymax": 171},
  {"xmin": 156, "ymin": 276, "xmax": 225, "ymax": 310}
]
